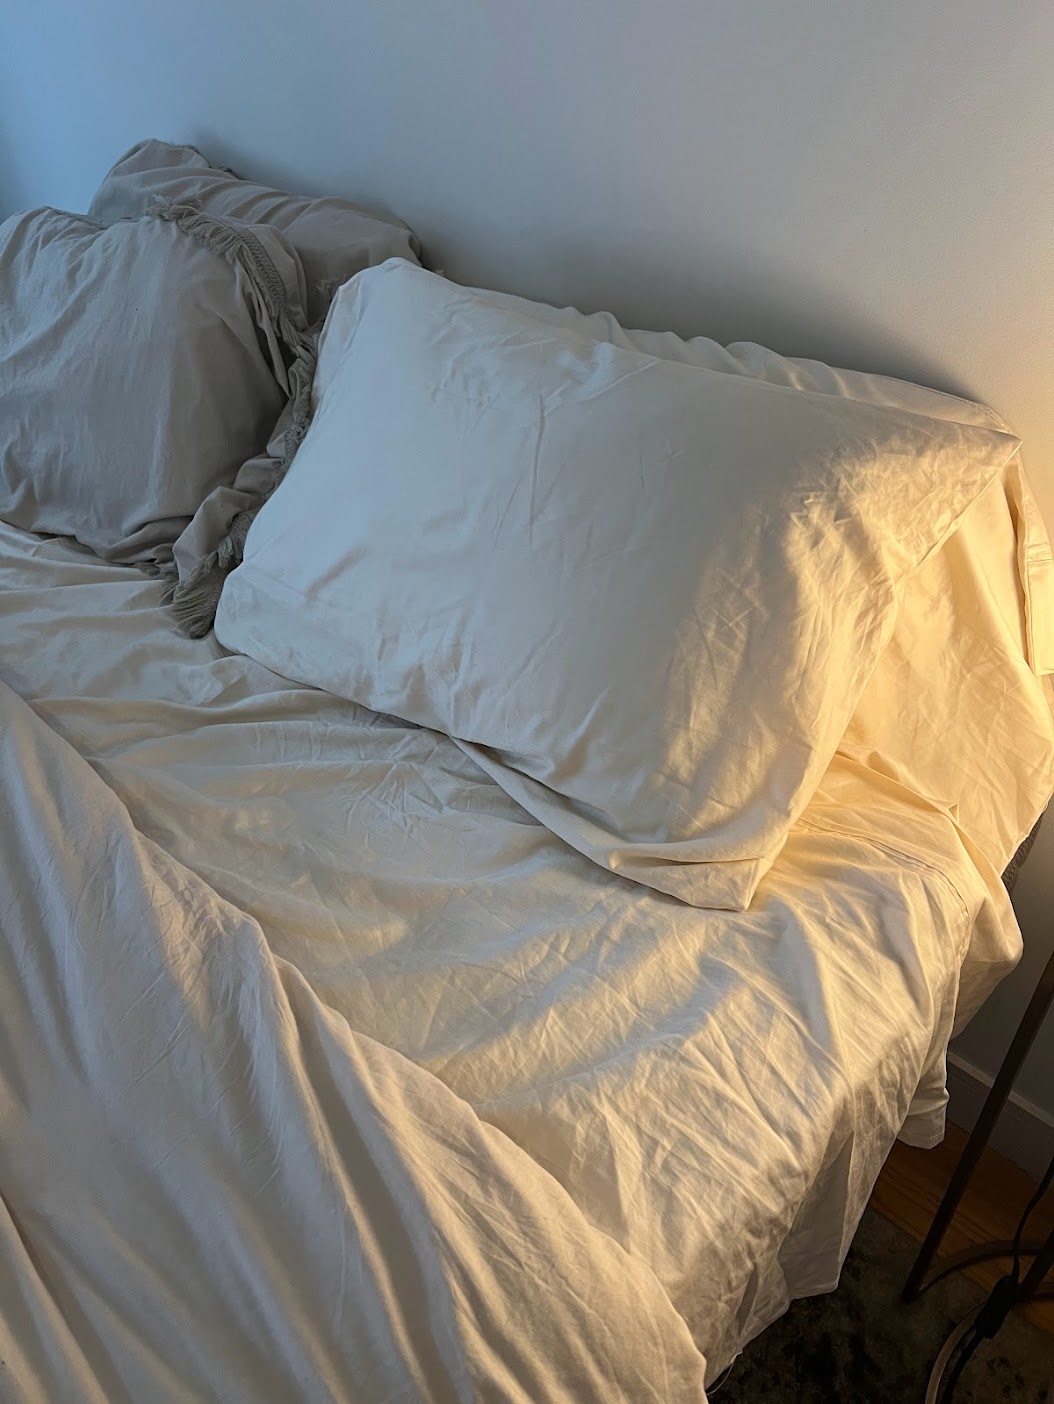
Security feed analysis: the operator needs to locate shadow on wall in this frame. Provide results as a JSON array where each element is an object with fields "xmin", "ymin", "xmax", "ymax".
[
  {"xmin": 0, "ymin": 125, "xmax": 22, "ymax": 221},
  {"xmin": 187, "ymin": 124, "xmax": 978, "ymax": 410},
  {"xmin": 530, "ymin": 233, "xmax": 978, "ymax": 402}
]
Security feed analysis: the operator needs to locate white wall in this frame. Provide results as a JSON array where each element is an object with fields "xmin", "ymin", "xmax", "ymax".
[{"xmin": 3, "ymin": 0, "xmax": 1053, "ymax": 1154}]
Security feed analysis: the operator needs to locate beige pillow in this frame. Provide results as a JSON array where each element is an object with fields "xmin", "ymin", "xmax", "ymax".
[
  {"xmin": 0, "ymin": 203, "xmax": 312, "ymax": 569},
  {"xmin": 216, "ymin": 263, "xmax": 1019, "ymax": 909},
  {"xmin": 88, "ymin": 139, "xmax": 420, "ymax": 630},
  {"xmin": 89, "ymin": 139, "xmax": 420, "ymax": 326}
]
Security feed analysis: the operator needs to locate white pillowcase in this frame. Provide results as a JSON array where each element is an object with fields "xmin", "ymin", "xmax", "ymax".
[
  {"xmin": 216, "ymin": 261, "xmax": 1018, "ymax": 910},
  {"xmin": 469, "ymin": 285, "xmax": 1054, "ymax": 868}
]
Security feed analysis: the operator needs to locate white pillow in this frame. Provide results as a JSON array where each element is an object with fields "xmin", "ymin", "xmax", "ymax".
[
  {"xmin": 466, "ymin": 284, "xmax": 1014, "ymax": 429},
  {"xmin": 471, "ymin": 284, "xmax": 1054, "ymax": 866},
  {"xmin": 216, "ymin": 261, "xmax": 1018, "ymax": 910}
]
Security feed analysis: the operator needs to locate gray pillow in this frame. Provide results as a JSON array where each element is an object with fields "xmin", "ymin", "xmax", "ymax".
[
  {"xmin": 0, "ymin": 202, "xmax": 314, "ymax": 573},
  {"xmin": 85, "ymin": 139, "xmax": 418, "ymax": 634},
  {"xmin": 89, "ymin": 139, "xmax": 421, "ymax": 327}
]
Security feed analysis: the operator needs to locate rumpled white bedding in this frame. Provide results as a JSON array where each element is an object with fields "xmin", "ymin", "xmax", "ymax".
[
  {"xmin": 0, "ymin": 518, "xmax": 1031, "ymax": 1393},
  {"xmin": 0, "ymin": 672, "xmax": 704, "ymax": 1403}
]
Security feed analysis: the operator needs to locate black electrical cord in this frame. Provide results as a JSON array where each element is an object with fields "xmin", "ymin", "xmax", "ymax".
[{"xmin": 937, "ymin": 1145, "xmax": 1054, "ymax": 1403}]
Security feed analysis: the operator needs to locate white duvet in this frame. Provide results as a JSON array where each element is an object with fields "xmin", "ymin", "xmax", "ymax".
[
  {"xmin": 0, "ymin": 674, "xmax": 703, "ymax": 1402},
  {"xmin": 0, "ymin": 518, "xmax": 1042, "ymax": 1398}
]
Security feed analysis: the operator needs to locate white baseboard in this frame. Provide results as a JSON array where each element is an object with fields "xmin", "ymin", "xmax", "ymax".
[{"xmin": 945, "ymin": 1051, "xmax": 1054, "ymax": 1179}]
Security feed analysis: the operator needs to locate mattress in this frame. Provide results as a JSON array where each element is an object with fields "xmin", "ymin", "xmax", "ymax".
[{"xmin": 0, "ymin": 516, "xmax": 1030, "ymax": 1386}]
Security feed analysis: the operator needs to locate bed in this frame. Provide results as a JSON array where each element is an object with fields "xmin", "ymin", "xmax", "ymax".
[{"xmin": 1, "ymin": 141, "xmax": 1053, "ymax": 1402}]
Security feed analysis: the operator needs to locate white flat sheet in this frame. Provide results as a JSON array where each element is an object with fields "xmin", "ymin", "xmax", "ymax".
[{"xmin": 0, "ymin": 520, "xmax": 1025, "ymax": 1386}]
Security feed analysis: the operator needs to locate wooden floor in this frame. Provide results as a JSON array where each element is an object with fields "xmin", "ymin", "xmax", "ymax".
[{"xmin": 869, "ymin": 1121, "xmax": 1054, "ymax": 1334}]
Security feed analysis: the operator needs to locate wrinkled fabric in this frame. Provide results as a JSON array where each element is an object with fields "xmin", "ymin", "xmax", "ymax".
[
  {"xmin": 842, "ymin": 468, "xmax": 1054, "ymax": 883},
  {"xmin": 89, "ymin": 138, "xmax": 420, "ymax": 327},
  {"xmin": 83, "ymin": 136, "xmax": 421, "ymax": 593},
  {"xmin": 215, "ymin": 261, "xmax": 1019, "ymax": 910},
  {"xmin": 453, "ymin": 278, "xmax": 1054, "ymax": 887},
  {"xmin": 0, "ymin": 519, "xmax": 1032, "ymax": 1381},
  {"xmin": 0, "ymin": 206, "xmax": 306, "ymax": 566},
  {"xmin": 0, "ymin": 674, "xmax": 705, "ymax": 1403}
]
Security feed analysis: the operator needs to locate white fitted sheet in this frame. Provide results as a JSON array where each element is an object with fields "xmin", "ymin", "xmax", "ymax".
[{"xmin": 0, "ymin": 518, "xmax": 1030, "ymax": 1383}]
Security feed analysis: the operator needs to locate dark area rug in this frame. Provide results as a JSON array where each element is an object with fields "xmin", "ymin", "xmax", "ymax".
[{"xmin": 713, "ymin": 1210, "xmax": 1054, "ymax": 1402}]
